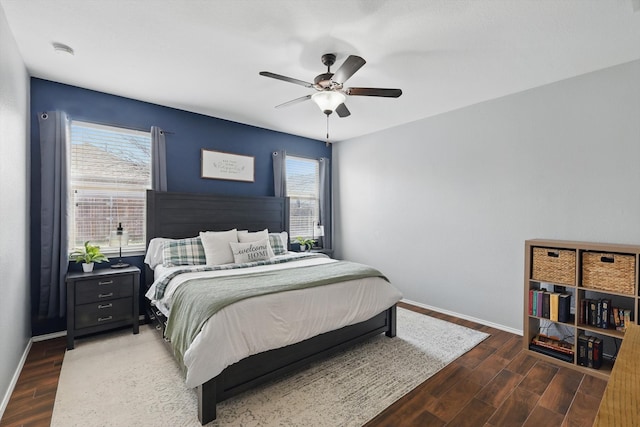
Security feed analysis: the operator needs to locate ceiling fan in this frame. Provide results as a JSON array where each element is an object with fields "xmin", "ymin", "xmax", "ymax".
[{"xmin": 259, "ymin": 53, "xmax": 402, "ymax": 118}]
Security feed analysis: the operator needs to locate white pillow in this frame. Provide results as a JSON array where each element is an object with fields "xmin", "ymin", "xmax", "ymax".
[
  {"xmin": 237, "ymin": 229, "xmax": 268, "ymax": 243},
  {"xmin": 145, "ymin": 238, "xmax": 173, "ymax": 269},
  {"xmin": 199, "ymin": 229, "xmax": 238, "ymax": 265},
  {"xmin": 229, "ymin": 239, "xmax": 274, "ymax": 264}
]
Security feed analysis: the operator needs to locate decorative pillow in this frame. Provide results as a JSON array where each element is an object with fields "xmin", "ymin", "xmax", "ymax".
[
  {"xmin": 161, "ymin": 237, "xmax": 206, "ymax": 267},
  {"xmin": 268, "ymin": 232, "xmax": 288, "ymax": 255},
  {"xmin": 199, "ymin": 229, "xmax": 238, "ymax": 265},
  {"xmin": 237, "ymin": 229, "xmax": 269, "ymax": 243},
  {"xmin": 229, "ymin": 239, "xmax": 275, "ymax": 264}
]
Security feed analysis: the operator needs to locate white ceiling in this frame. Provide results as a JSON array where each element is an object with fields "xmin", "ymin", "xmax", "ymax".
[{"xmin": 2, "ymin": 0, "xmax": 640, "ymax": 142}]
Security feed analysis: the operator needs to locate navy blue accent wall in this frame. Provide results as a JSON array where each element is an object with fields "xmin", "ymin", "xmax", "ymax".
[{"xmin": 30, "ymin": 78, "xmax": 331, "ymax": 335}]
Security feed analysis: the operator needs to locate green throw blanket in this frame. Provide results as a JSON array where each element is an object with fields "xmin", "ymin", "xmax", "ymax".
[{"xmin": 166, "ymin": 261, "xmax": 388, "ymax": 368}]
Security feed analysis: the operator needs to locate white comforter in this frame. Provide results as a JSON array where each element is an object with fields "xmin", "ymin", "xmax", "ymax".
[{"xmin": 146, "ymin": 255, "xmax": 402, "ymax": 388}]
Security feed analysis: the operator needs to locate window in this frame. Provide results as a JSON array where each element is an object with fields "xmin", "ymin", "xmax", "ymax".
[
  {"xmin": 286, "ymin": 155, "xmax": 320, "ymax": 239},
  {"xmin": 68, "ymin": 121, "xmax": 151, "ymax": 254}
]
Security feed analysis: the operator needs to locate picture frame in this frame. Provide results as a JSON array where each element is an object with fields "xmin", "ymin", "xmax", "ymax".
[{"xmin": 201, "ymin": 149, "xmax": 255, "ymax": 182}]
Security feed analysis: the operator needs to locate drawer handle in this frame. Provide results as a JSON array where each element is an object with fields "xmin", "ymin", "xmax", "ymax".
[
  {"xmin": 98, "ymin": 293, "xmax": 114, "ymax": 298},
  {"xmin": 98, "ymin": 280, "xmax": 114, "ymax": 286},
  {"xmin": 600, "ymin": 255, "xmax": 615, "ymax": 263},
  {"xmin": 547, "ymin": 250, "xmax": 559, "ymax": 258},
  {"xmin": 98, "ymin": 303, "xmax": 113, "ymax": 309},
  {"xmin": 98, "ymin": 316, "xmax": 113, "ymax": 322}
]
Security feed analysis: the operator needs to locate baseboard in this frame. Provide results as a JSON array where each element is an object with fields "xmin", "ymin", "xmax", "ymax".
[
  {"xmin": 401, "ymin": 298, "xmax": 523, "ymax": 336},
  {"xmin": 32, "ymin": 330, "xmax": 66, "ymax": 342},
  {"xmin": 0, "ymin": 339, "xmax": 32, "ymax": 420}
]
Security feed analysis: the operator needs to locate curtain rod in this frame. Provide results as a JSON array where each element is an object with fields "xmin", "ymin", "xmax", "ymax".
[
  {"xmin": 93, "ymin": 120, "xmax": 175, "ymax": 135},
  {"xmin": 64, "ymin": 116, "xmax": 174, "ymax": 135}
]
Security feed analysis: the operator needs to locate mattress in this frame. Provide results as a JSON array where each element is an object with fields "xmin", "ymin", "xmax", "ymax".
[{"xmin": 146, "ymin": 255, "xmax": 402, "ymax": 387}]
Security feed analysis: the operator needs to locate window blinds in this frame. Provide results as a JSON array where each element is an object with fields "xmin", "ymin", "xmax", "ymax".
[
  {"xmin": 286, "ymin": 155, "xmax": 319, "ymax": 240},
  {"xmin": 69, "ymin": 121, "xmax": 151, "ymax": 252}
]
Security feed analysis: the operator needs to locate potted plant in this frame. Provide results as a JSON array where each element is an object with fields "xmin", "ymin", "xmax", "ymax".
[
  {"xmin": 295, "ymin": 236, "xmax": 316, "ymax": 252},
  {"xmin": 70, "ymin": 241, "xmax": 109, "ymax": 272}
]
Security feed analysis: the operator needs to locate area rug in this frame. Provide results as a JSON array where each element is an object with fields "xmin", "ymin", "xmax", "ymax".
[{"xmin": 51, "ymin": 308, "xmax": 488, "ymax": 426}]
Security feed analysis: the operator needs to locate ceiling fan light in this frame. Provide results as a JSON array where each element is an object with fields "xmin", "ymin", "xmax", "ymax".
[{"xmin": 311, "ymin": 91, "xmax": 346, "ymax": 114}]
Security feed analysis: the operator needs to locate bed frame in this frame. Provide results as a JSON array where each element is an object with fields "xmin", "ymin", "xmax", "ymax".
[{"xmin": 145, "ymin": 190, "xmax": 397, "ymax": 424}]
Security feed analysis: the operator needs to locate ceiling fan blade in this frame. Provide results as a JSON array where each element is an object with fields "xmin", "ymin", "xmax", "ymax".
[
  {"xmin": 275, "ymin": 94, "xmax": 312, "ymax": 109},
  {"xmin": 346, "ymin": 87, "xmax": 402, "ymax": 98},
  {"xmin": 335, "ymin": 103, "xmax": 350, "ymax": 118},
  {"xmin": 332, "ymin": 55, "xmax": 366, "ymax": 84},
  {"xmin": 259, "ymin": 71, "xmax": 314, "ymax": 88}
]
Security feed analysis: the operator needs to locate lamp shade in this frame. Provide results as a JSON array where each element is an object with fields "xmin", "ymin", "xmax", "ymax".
[
  {"xmin": 311, "ymin": 91, "xmax": 346, "ymax": 114},
  {"xmin": 314, "ymin": 224, "xmax": 325, "ymax": 237},
  {"xmin": 109, "ymin": 230, "xmax": 129, "ymax": 247}
]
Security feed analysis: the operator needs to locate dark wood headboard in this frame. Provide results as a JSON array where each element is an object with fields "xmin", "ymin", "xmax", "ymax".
[
  {"xmin": 146, "ymin": 190, "xmax": 290, "ymax": 242},
  {"xmin": 144, "ymin": 190, "xmax": 290, "ymax": 289}
]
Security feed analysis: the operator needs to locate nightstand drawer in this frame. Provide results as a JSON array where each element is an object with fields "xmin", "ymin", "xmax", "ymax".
[
  {"xmin": 75, "ymin": 275, "xmax": 133, "ymax": 304},
  {"xmin": 75, "ymin": 297, "xmax": 133, "ymax": 329}
]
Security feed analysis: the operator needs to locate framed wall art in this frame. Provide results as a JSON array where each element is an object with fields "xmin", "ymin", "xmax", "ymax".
[{"xmin": 201, "ymin": 149, "xmax": 255, "ymax": 182}]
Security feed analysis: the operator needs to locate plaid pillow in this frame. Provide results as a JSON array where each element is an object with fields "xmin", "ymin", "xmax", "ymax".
[
  {"xmin": 162, "ymin": 237, "xmax": 206, "ymax": 267},
  {"xmin": 269, "ymin": 233, "xmax": 287, "ymax": 255}
]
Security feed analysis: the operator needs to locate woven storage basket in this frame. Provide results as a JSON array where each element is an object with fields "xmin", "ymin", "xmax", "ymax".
[
  {"xmin": 532, "ymin": 247, "xmax": 576, "ymax": 285},
  {"xmin": 582, "ymin": 252, "xmax": 635, "ymax": 295}
]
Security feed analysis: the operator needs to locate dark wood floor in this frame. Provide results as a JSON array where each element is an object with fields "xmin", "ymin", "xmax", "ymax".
[
  {"xmin": 0, "ymin": 336, "xmax": 66, "ymax": 427},
  {"xmin": 1, "ymin": 302, "xmax": 606, "ymax": 427}
]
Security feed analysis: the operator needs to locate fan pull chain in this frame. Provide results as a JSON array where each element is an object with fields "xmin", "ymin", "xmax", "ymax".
[{"xmin": 326, "ymin": 114, "xmax": 330, "ymax": 142}]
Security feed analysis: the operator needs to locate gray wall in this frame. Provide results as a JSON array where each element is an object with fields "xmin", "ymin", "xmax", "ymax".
[
  {"xmin": 333, "ymin": 60, "xmax": 640, "ymax": 332},
  {"xmin": 0, "ymin": 4, "xmax": 31, "ymax": 414}
]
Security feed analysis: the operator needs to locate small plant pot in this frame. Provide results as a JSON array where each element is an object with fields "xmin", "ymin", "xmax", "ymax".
[
  {"xmin": 300, "ymin": 245, "xmax": 307, "ymax": 252},
  {"xmin": 82, "ymin": 262, "xmax": 94, "ymax": 273}
]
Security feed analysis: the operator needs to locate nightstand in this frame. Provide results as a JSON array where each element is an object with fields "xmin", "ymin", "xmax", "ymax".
[{"xmin": 66, "ymin": 266, "xmax": 140, "ymax": 350}]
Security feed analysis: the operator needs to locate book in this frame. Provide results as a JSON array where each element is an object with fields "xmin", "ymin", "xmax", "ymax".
[
  {"xmin": 542, "ymin": 292, "xmax": 551, "ymax": 319},
  {"xmin": 596, "ymin": 300, "xmax": 602, "ymax": 328},
  {"xmin": 550, "ymin": 292, "xmax": 559, "ymax": 321},
  {"xmin": 589, "ymin": 300, "xmax": 597, "ymax": 326},
  {"xmin": 528, "ymin": 289, "xmax": 534, "ymax": 315},
  {"xmin": 592, "ymin": 337, "xmax": 602, "ymax": 369},
  {"xmin": 528, "ymin": 343, "xmax": 574, "ymax": 363},
  {"xmin": 580, "ymin": 299, "xmax": 590, "ymax": 325},
  {"xmin": 532, "ymin": 290, "xmax": 538, "ymax": 316},
  {"xmin": 558, "ymin": 294, "xmax": 571, "ymax": 323},
  {"xmin": 600, "ymin": 299, "xmax": 610, "ymax": 329},
  {"xmin": 531, "ymin": 334, "xmax": 574, "ymax": 355},
  {"xmin": 577, "ymin": 334, "xmax": 589, "ymax": 366},
  {"xmin": 537, "ymin": 290, "xmax": 544, "ymax": 318},
  {"xmin": 623, "ymin": 310, "xmax": 631, "ymax": 331},
  {"xmin": 617, "ymin": 309, "xmax": 627, "ymax": 332},
  {"xmin": 613, "ymin": 307, "xmax": 620, "ymax": 328},
  {"xmin": 587, "ymin": 336, "xmax": 596, "ymax": 368}
]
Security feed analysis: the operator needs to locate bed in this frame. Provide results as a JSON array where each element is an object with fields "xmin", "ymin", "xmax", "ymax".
[{"xmin": 144, "ymin": 190, "xmax": 401, "ymax": 424}]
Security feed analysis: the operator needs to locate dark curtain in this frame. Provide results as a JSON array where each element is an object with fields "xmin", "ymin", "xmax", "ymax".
[
  {"xmin": 151, "ymin": 126, "xmax": 167, "ymax": 191},
  {"xmin": 272, "ymin": 150, "xmax": 286, "ymax": 197},
  {"xmin": 319, "ymin": 157, "xmax": 332, "ymax": 250},
  {"xmin": 38, "ymin": 111, "xmax": 69, "ymax": 318}
]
